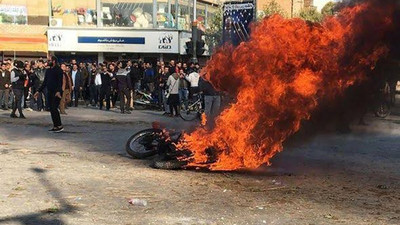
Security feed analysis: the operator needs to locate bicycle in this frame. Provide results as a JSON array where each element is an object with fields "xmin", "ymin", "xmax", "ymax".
[
  {"xmin": 133, "ymin": 89, "xmax": 162, "ymax": 110},
  {"xmin": 374, "ymin": 81, "xmax": 391, "ymax": 118},
  {"xmin": 180, "ymin": 93, "xmax": 204, "ymax": 121}
]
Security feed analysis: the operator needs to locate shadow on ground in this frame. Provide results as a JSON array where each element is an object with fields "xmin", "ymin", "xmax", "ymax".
[{"xmin": 0, "ymin": 168, "xmax": 77, "ymax": 225}]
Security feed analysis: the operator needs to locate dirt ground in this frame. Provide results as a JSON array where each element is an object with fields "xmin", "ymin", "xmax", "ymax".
[{"xmin": 0, "ymin": 106, "xmax": 399, "ymax": 225}]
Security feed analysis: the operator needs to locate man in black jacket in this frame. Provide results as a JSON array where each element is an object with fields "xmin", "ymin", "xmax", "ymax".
[
  {"xmin": 10, "ymin": 60, "xmax": 26, "ymax": 118},
  {"xmin": 0, "ymin": 62, "xmax": 11, "ymax": 110},
  {"xmin": 99, "ymin": 64, "xmax": 113, "ymax": 110},
  {"xmin": 71, "ymin": 64, "xmax": 82, "ymax": 107},
  {"xmin": 116, "ymin": 61, "xmax": 132, "ymax": 114},
  {"xmin": 35, "ymin": 56, "xmax": 64, "ymax": 132},
  {"xmin": 34, "ymin": 60, "xmax": 47, "ymax": 111},
  {"xmin": 199, "ymin": 74, "xmax": 221, "ymax": 127}
]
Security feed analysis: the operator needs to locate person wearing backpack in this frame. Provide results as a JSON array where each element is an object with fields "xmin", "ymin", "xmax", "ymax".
[{"xmin": 10, "ymin": 60, "xmax": 26, "ymax": 118}]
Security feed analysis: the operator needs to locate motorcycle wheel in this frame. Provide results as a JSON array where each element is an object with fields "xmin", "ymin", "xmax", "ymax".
[
  {"xmin": 126, "ymin": 129, "xmax": 162, "ymax": 159},
  {"xmin": 374, "ymin": 102, "xmax": 390, "ymax": 118}
]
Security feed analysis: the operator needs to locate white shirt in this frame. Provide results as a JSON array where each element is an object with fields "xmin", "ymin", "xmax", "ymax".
[
  {"xmin": 72, "ymin": 70, "xmax": 77, "ymax": 86},
  {"xmin": 185, "ymin": 72, "xmax": 200, "ymax": 87},
  {"xmin": 94, "ymin": 73, "xmax": 102, "ymax": 86}
]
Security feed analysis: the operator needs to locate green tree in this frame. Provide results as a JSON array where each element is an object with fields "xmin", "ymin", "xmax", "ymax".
[
  {"xmin": 321, "ymin": 1, "xmax": 338, "ymax": 17},
  {"xmin": 205, "ymin": 6, "xmax": 223, "ymax": 53},
  {"xmin": 260, "ymin": 0, "xmax": 287, "ymax": 19},
  {"xmin": 298, "ymin": 7, "xmax": 322, "ymax": 23}
]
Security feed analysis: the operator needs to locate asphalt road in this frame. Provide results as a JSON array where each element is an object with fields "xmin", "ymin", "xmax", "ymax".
[{"xmin": 0, "ymin": 106, "xmax": 399, "ymax": 225}]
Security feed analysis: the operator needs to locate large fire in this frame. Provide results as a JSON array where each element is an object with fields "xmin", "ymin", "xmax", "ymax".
[{"xmin": 177, "ymin": 0, "xmax": 397, "ymax": 171}]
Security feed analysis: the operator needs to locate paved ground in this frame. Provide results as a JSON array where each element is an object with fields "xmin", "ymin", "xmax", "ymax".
[{"xmin": 0, "ymin": 106, "xmax": 399, "ymax": 225}]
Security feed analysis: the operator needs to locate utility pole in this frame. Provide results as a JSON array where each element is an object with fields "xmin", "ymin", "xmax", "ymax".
[{"xmin": 191, "ymin": 0, "xmax": 198, "ymax": 63}]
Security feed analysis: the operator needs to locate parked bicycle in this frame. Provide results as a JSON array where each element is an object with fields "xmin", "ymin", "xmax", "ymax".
[
  {"xmin": 133, "ymin": 89, "xmax": 162, "ymax": 110},
  {"xmin": 374, "ymin": 81, "xmax": 391, "ymax": 118},
  {"xmin": 180, "ymin": 93, "xmax": 204, "ymax": 121}
]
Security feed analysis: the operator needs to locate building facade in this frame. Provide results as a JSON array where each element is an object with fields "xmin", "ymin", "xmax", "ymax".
[
  {"xmin": 0, "ymin": 0, "xmax": 49, "ymax": 61},
  {"xmin": 0, "ymin": 0, "xmax": 219, "ymax": 62},
  {"xmin": 257, "ymin": 0, "xmax": 314, "ymax": 18}
]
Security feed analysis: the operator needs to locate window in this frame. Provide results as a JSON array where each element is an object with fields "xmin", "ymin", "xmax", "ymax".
[
  {"xmin": 177, "ymin": 0, "xmax": 191, "ymax": 31},
  {"xmin": 0, "ymin": 0, "xmax": 48, "ymax": 25},
  {"xmin": 50, "ymin": 0, "xmax": 97, "ymax": 27},
  {"xmin": 206, "ymin": 4, "xmax": 218, "ymax": 28},
  {"xmin": 100, "ymin": 0, "xmax": 154, "ymax": 28},
  {"xmin": 157, "ymin": 0, "xmax": 176, "ymax": 29}
]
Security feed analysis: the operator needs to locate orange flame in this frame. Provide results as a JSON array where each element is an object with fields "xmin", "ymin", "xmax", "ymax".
[
  {"xmin": 201, "ymin": 113, "xmax": 207, "ymax": 126},
  {"xmin": 177, "ymin": 1, "xmax": 396, "ymax": 171}
]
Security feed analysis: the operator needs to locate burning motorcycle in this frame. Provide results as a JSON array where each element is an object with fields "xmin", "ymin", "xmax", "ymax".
[{"xmin": 125, "ymin": 123, "xmax": 189, "ymax": 169}]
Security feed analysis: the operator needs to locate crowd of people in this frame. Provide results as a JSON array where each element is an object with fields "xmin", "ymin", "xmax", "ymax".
[{"xmin": 0, "ymin": 56, "xmax": 222, "ymax": 131}]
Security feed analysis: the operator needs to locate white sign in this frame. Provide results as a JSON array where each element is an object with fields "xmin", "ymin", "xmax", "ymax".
[
  {"xmin": 48, "ymin": 29, "xmax": 179, "ymax": 53},
  {"xmin": 0, "ymin": 4, "xmax": 28, "ymax": 24}
]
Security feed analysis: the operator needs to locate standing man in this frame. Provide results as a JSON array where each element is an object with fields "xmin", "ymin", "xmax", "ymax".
[
  {"xmin": 71, "ymin": 64, "xmax": 82, "ymax": 107},
  {"xmin": 0, "ymin": 63, "xmax": 11, "ymax": 110},
  {"xmin": 116, "ymin": 61, "xmax": 132, "ymax": 114},
  {"xmin": 144, "ymin": 63, "xmax": 155, "ymax": 92},
  {"xmin": 166, "ymin": 70, "xmax": 180, "ymax": 117},
  {"xmin": 99, "ymin": 64, "xmax": 113, "ymax": 110},
  {"xmin": 59, "ymin": 63, "xmax": 72, "ymax": 114},
  {"xmin": 79, "ymin": 62, "xmax": 89, "ymax": 105},
  {"xmin": 35, "ymin": 56, "xmax": 64, "ymax": 132},
  {"xmin": 10, "ymin": 60, "xmax": 26, "ymax": 118},
  {"xmin": 34, "ymin": 60, "xmax": 47, "ymax": 111},
  {"xmin": 178, "ymin": 68, "xmax": 189, "ymax": 110},
  {"xmin": 199, "ymin": 73, "xmax": 221, "ymax": 127},
  {"xmin": 185, "ymin": 68, "xmax": 200, "ymax": 99}
]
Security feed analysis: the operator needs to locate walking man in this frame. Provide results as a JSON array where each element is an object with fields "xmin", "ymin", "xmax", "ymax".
[{"xmin": 35, "ymin": 56, "xmax": 64, "ymax": 132}]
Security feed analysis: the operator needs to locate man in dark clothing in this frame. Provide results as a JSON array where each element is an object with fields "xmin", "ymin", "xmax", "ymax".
[
  {"xmin": 88, "ymin": 64, "xmax": 99, "ymax": 106},
  {"xmin": 99, "ymin": 65, "xmax": 113, "ymax": 110},
  {"xmin": 129, "ymin": 62, "xmax": 141, "ymax": 90},
  {"xmin": 116, "ymin": 61, "xmax": 132, "ymax": 114},
  {"xmin": 143, "ymin": 63, "xmax": 155, "ymax": 92},
  {"xmin": 71, "ymin": 64, "xmax": 82, "ymax": 107},
  {"xmin": 157, "ymin": 66, "xmax": 170, "ymax": 113},
  {"xmin": 79, "ymin": 62, "xmax": 90, "ymax": 104},
  {"xmin": 34, "ymin": 60, "xmax": 47, "ymax": 111},
  {"xmin": 0, "ymin": 63, "xmax": 11, "ymax": 110},
  {"xmin": 10, "ymin": 60, "xmax": 26, "ymax": 118},
  {"xmin": 35, "ymin": 56, "xmax": 64, "ymax": 132},
  {"xmin": 199, "ymin": 75, "xmax": 221, "ymax": 125}
]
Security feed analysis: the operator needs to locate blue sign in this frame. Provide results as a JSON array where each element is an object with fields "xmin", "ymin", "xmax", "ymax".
[{"xmin": 78, "ymin": 37, "xmax": 145, "ymax": 44}]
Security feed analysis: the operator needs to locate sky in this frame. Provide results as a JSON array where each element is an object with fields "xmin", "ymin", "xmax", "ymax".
[{"xmin": 314, "ymin": 0, "xmax": 338, "ymax": 11}]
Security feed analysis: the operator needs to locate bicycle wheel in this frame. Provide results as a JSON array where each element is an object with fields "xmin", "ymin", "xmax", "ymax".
[
  {"xmin": 180, "ymin": 102, "xmax": 200, "ymax": 121},
  {"xmin": 126, "ymin": 129, "xmax": 162, "ymax": 159},
  {"xmin": 374, "ymin": 102, "xmax": 390, "ymax": 118}
]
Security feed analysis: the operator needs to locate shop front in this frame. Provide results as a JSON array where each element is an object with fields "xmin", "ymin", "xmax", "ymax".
[{"xmin": 48, "ymin": 28, "xmax": 179, "ymax": 62}]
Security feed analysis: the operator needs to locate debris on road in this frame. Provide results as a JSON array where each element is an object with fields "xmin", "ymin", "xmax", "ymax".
[
  {"xmin": 129, "ymin": 198, "xmax": 148, "ymax": 206},
  {"xmin": 377, "ymin": 184, "xmax": 388, "ymax": 189}
]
